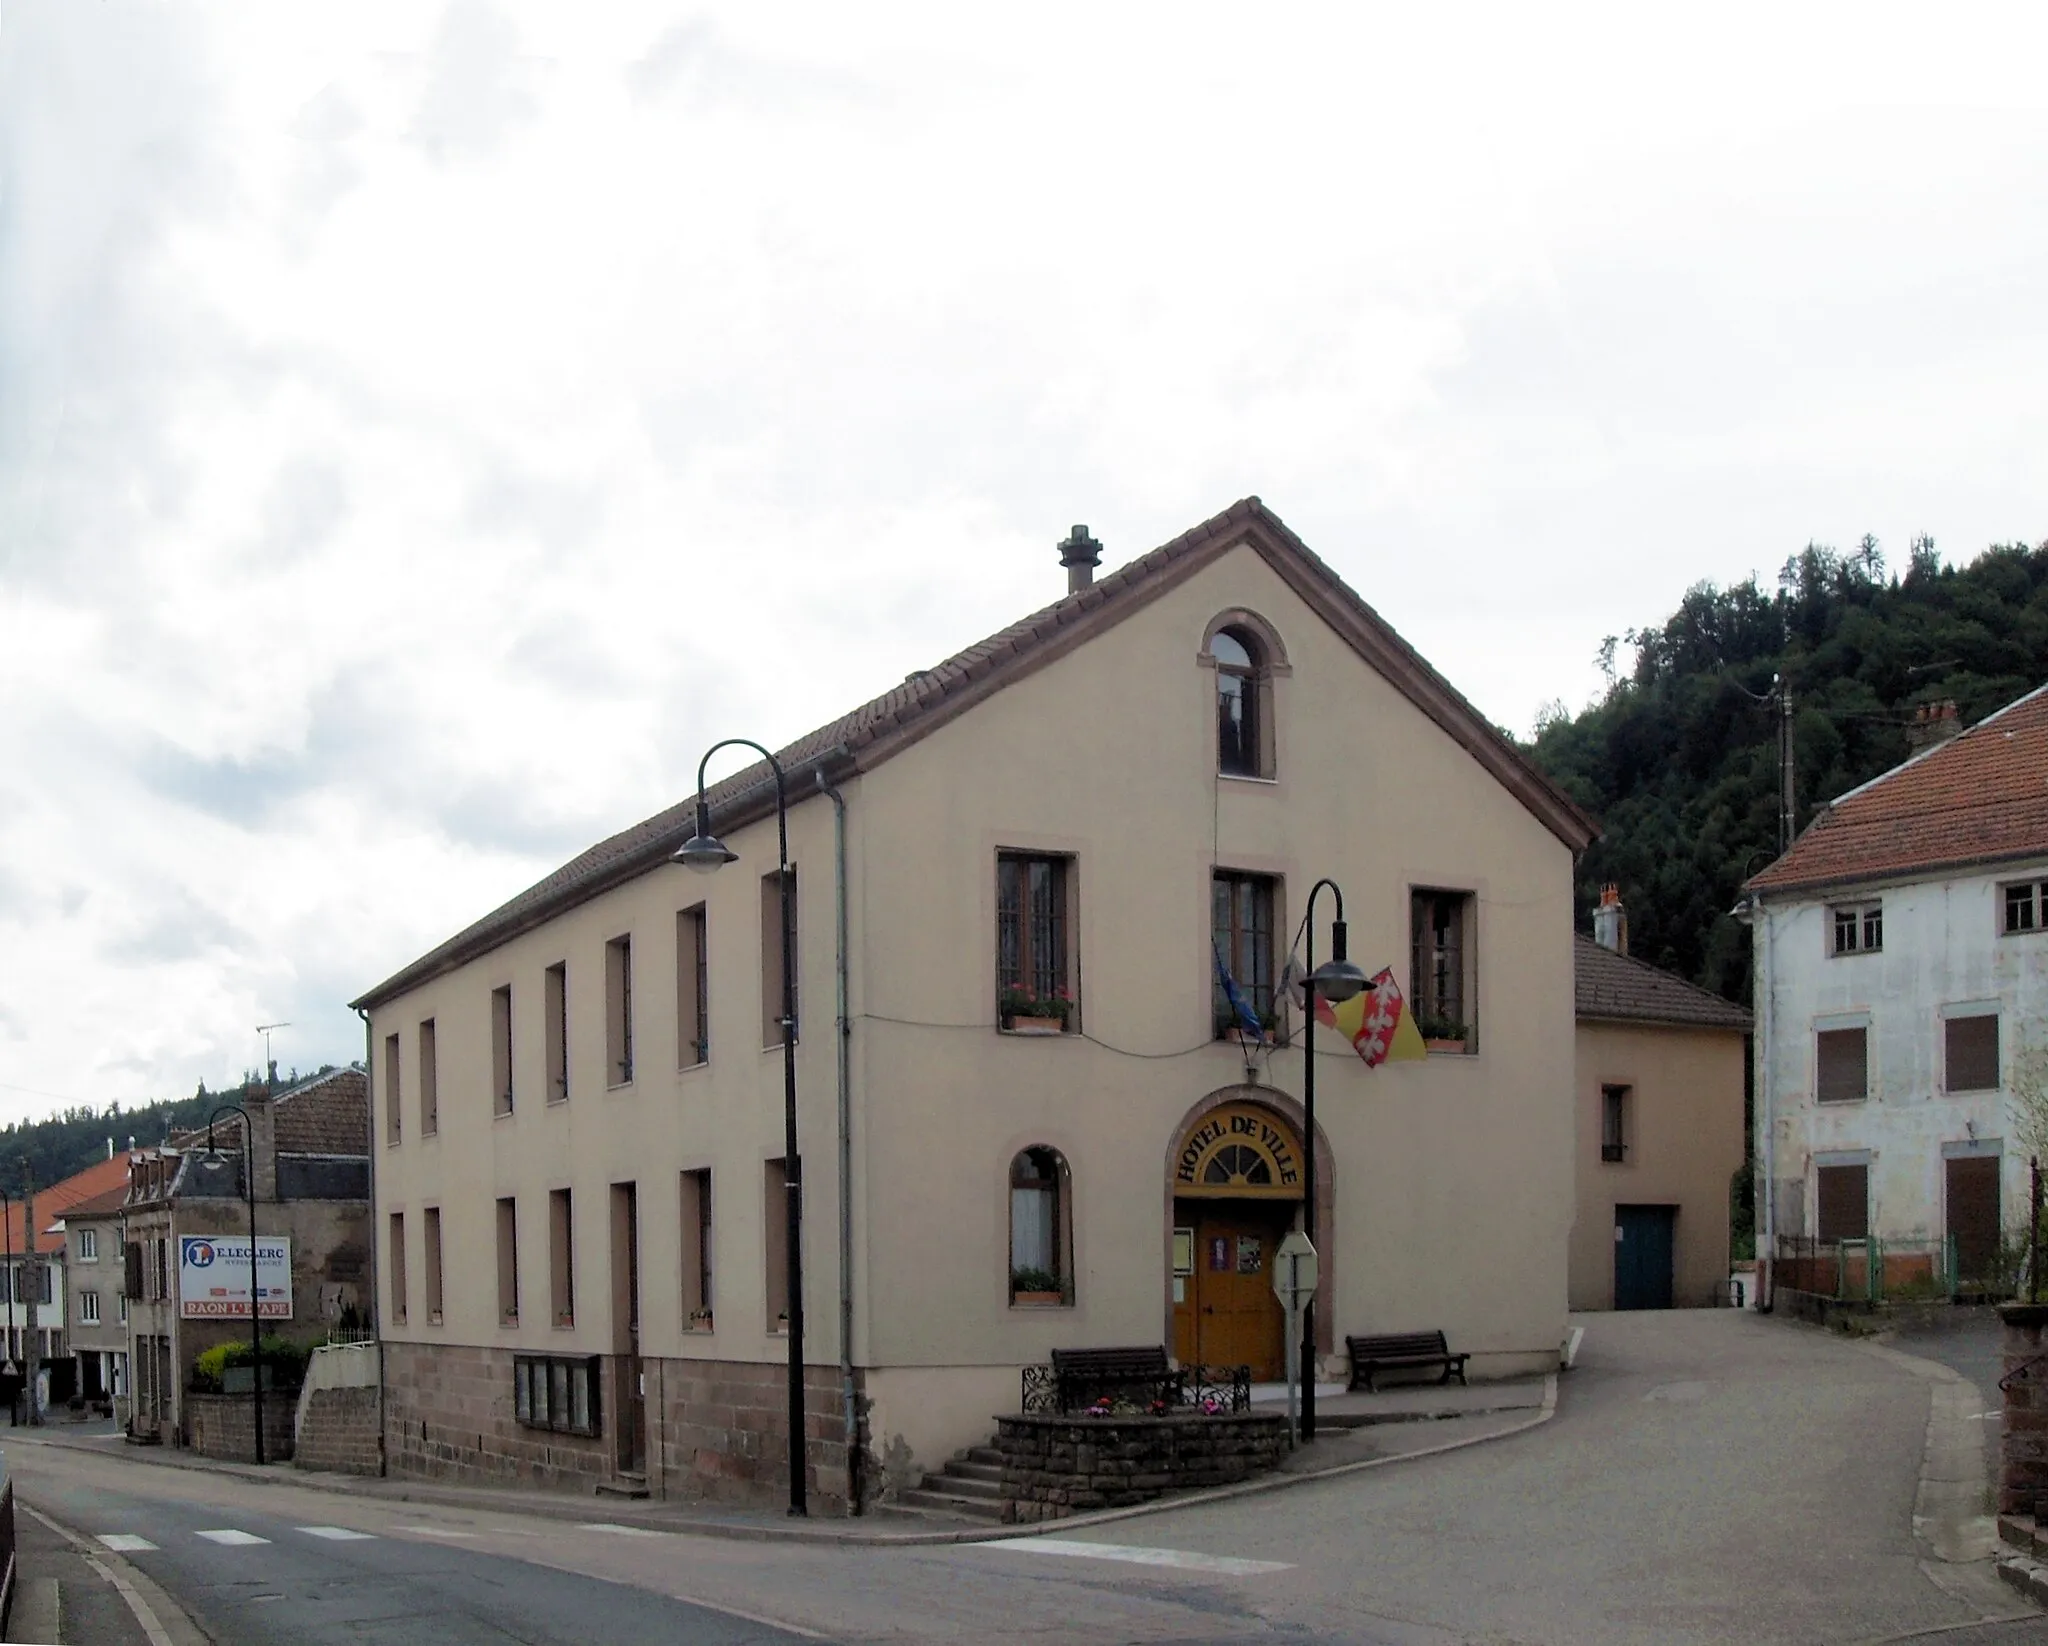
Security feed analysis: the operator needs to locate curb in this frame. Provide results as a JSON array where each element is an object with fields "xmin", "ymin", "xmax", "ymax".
[{"xmin": 12, "ymin": 1376, "xmax": 1559, "ymax": 1549}]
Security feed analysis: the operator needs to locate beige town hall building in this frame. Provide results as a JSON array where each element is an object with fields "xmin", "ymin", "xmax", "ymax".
[{"xmin": 356, "ymin": 498, "xmax": 1598, "ymax": 1512}]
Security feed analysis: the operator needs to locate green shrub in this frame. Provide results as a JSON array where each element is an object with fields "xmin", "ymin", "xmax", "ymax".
[
  {"xmin": 1010, "ymin": 1267, "xmax": 1062, "ymax": 1295},
  {"xmin": 189, "ymin": 1334, "xmax": 311, "ymax": 1393}
]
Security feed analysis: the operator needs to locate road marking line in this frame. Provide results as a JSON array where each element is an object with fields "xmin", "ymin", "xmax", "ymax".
[
  {"xmin": 194, "ymin": 1529, "xmax": 270, "ymax": 1546},
  {"xmin": 298, "ymin": 1526, "xmax": 376, "ymax": 1540},
  {"xmin": 580, "ymin": 1522, "xmax": 666, "ymax": 1538},
  {"xmin": 395, "ymin": 1525, "xmax": 478, "ymax": 1538},
  {"xmin": 96, "ymin": 1535, "xmax": 158, "ymax": 1552},
  {"xmin": 979, "ymin": 1538, "xmax": 1292, "ymax": 1576}
]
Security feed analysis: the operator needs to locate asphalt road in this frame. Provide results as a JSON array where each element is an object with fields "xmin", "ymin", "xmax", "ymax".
[{"xmin": 4, "ymin": 1310, "xmax": 2042, "ymax": 1646}]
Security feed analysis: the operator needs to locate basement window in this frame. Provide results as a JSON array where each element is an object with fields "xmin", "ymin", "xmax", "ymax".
[{"xmin": 513, "ymin": 1353, "xmax": 600, "ymax": 1437}]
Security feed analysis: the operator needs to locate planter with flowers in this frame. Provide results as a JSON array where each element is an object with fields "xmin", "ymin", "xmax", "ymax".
[
  {"xmin": 1009, "ymin": 1266, "xmax": 1065, "ymax": 1305},
  {"xmin": 1418, "ymin": 1014, "xmax": 1470, "ymax": 1054},
  {"xmin": 1000, "ymin": 986, "xmax": 1074, "ymax": 1036}
]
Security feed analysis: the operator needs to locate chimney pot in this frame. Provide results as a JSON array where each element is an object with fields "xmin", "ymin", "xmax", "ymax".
[
  {"xmin": 1058, "ymin": 524, "xmax": 1103, "ymax": 594},
  {"xmin": 1592, "ymin": 884, "xmax": 1629, "ymax": 954}
]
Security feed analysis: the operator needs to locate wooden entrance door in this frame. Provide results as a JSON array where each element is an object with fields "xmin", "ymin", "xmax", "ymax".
[
  {"xmin": 1947, "ymin": 1155, "xmax": 2001, "ymax": 1289},
  {"xmin": 1192, "ymin": 1212, "xmax": 1286, "ymax": 1380}
]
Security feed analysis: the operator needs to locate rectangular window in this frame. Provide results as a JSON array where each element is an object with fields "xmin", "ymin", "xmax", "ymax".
[
  {"xmin": 154, "ymin": 1240, "xmax": 168, "ymax": 1300},
  {"xmin": 496, "ymin": 1197, "xmax": 520, "ymax": 1325},
  {"xmin": 1816, "ymin": 1162, "xmax": 1870, "ymax": 1242},
  {"xmin": 680, "ymin": 1169, "xmax": 713, "ymax": 1329},
  {"xmin": 2004, "ymin": 880, "xmax": 2046, "ymax": 935},
  {"xmin": 605, "ymin": 935, "xmax": 634, "ymax": 1086},
  {"xmin": 1410, "ymin": 889, "xmax": 1477, "ymax": 1048},
  {"xmin": 389, "ymin": 1212, "xmax": 408, "ymax": 1325},
  {"xmin": 1211, "ymin": 871, "xmax": 1278, "ymax": 1040},
  {"xmin": 77, "ymin": 1229, "xmax": 97, "ymax": 1263},
  {"xmin": 124, "ymin": 1243, "xmax": 143, "ymax": 1301},
  {"xmin": 1816, "ymin": 1026, "xmax": 1869, "ymax": 1103},
  {"xmin": 384, "ymin": 1032, "xmax": 402, "ymax": 1143},
  {"xmin": 545, "ymin": 962, "xmax": 569, "ymax": 1104},
  {"xmin": 997, "ymin": 852, "xmax": 1074, "ymax": 1029},
  {"xmin": 419, "ymin": 1017, "xmax": 438, "ymax": 1136},
  {"xmin": 1601, "ymin": 1085, "xmax": 1630, "ymax": 1163},
  {"xmin": 492, "ymin": 985, "xmax": 514, "ymax": 1116},
  {"xmin": 41, "ymin": 1264, "xmax": 53, "ymax": 1306},
  {"xmin": 119, "ymin": 1293, "xmax": 127, "ymax": 1325},
  {"xmin": 79, "ymin": 1290, "xmax": 99, "ymax": 1327},
  {"xmin": 424, "ymin": 1206, "xmax": 444, "ymax": 1324},
  {"xmin": 1946, "ymin": 1012, "xmax": 2001, "ymax": 1093},
  {"xmin": 513, "ymin": 1353, "xmax": 601, "ymax": 1436},
  {"xmin": 1829, "ymin": 902, "xmax": 1883, "ymax": 956},
  {"xmin": 761, "ymin": 869, "xmax": 798, "ymax": 1047},
  {"xmin": 677, "ymin": 907, "xmax": 708, "ymax": 1067},
  {"xmin": 764, "ymin": 1158, "xmax": 790, "ymax": 1329},
  {"xmin": 549, "ymin": 1188, "xmax": 574, "ymax": 1328}
]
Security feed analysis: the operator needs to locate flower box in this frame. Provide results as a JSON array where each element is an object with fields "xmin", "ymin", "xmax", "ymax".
[
  {"xmin": 1425, "ymin": 1037, "xmax": 1468, "ymax": 1054},
  {"xmin": 1006, "ymin": 1015, "xmax": 1066, "ymax": 1036},
  {"xmin": 1011, "ymin": 1290, "xmax": 1064, "ymax": 1305}
]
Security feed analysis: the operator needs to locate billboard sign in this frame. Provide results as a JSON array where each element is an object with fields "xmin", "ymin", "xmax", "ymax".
[{"xmin": 178, "ymin": 1235, "xmax": 292, "ymax": 1320}]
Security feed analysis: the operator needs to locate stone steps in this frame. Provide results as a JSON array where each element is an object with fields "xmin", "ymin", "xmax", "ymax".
[{"xmin": 889, "ymin": 1439, "xmax": 1010, "ymax": 1522}]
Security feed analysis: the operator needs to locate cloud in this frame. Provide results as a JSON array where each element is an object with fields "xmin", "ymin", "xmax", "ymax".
[{"xmin": 408, "ymin": 2, "xmax": 544, "ymax": 164}]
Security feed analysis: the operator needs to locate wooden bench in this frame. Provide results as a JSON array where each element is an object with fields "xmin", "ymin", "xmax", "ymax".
[
  {"xmin": 1049, "ymin": 1345, "xmax": 1179, "ymax": 1412},
  {"xmin": 1346, "ymin": 1331, "xmax": 1469, "ymax": 1392}
]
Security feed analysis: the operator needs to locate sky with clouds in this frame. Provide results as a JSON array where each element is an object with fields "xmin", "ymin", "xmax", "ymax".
[{"xmin": 2, "ymin": 2, "xmax": 2044, "ymax": 1122}]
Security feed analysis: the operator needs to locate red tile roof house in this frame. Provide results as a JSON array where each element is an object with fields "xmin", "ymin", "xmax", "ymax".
[{"xmin": 1739, "ymin": 684, "xmax": 2048, "ymax": 1309}]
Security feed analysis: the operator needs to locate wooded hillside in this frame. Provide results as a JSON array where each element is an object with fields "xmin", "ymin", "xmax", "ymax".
[{"xmin": 1529, "ymin": 535, "xmax": 2048, "ymax": 1002}]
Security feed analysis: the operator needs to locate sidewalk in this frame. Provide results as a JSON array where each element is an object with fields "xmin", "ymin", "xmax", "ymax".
[
  {"xmin": 6, "ymin": 1501, "xmax": 151, "ymax": 1645},
  {"xmin": 10, "ymin": 1372, "xmax": 1556, "ymax": 1549}
]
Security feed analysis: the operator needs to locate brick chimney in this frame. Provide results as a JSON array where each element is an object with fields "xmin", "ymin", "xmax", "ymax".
[
  {"xmin": 1058, "ymin": 525, "xmax": 1102, "ymax": 594},
  {"xmin": 1905, "ymin": 699, "xmax": 1964, "ymax": 753},
  {"xmin": 242, "ymin": 1081, "xmax": 278, "ymax": 1203},
  {"xmin": 1592, "ymin": 884, "xmax": 1628, "ymax": 954}
]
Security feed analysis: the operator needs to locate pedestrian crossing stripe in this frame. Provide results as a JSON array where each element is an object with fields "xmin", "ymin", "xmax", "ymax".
[
  {"xmin": 978, "ymin": 1538, "xmax": 1292, "ymax": 1576},
  {"xmin": 195, "ymin": 1529, "xmax": 271, "ymax": 1546},
  {"xmin": 297, "ymin": 1526, "xmax": 376, "ymax": 1540},
  {"xmin": 96, "ymin": 1534, "xmax": 157, "ymax": 1552},
  {"xmin": 580, "ymin": 1523, "xmax": 666, "ymax": 1537}
]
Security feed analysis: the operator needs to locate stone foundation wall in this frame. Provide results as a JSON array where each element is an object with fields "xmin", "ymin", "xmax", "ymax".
[
  {"xmin": 2000, "ymin": 1303, "xmax": 2048, "ymax": 1515},
  {"xmin": 654, "ymin": 1356, "xmax": 864, "ymax": 1515},
  {"xmin": 384, "ymin": 1341, "xmax": 868, "ymax": 1513},
  {"xmin": 186, "ymin": 1390, "xmax": 296, "ymax": 1463},
  {"xmin": 997, "ymin": 1411, "xmax": 1290, "ymax": 1522},
  {"xmin": 295, "ymin": 1386, "xmax": 383, "ymax": 1476}
]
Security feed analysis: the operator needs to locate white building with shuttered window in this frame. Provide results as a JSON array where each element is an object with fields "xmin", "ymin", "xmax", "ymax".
[{"xmin": 1743, "ymin": 685, "xmax": 2048, "ymax": 1297}]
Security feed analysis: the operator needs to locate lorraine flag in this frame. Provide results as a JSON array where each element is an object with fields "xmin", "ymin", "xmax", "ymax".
[{"xmin": 1314, "ymin": 967, "xmax": 1427, "ymax": 1066}]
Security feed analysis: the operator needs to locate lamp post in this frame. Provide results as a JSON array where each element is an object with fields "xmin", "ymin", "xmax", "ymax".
[
  {"xmin": 1297, "ymin": 879, "xmax": 1367, "ymax": 1443},
  {"xmin": 199, "ymin": 1104, "xmax": 264, "ymax": 1465},
  {"xmin": 672, "ymin": 739, "xmax": 807, "ymax": 1516}
]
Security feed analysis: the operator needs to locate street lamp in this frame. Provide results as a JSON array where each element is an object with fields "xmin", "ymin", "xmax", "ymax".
[
  {"xmin": 1297, "ymin": 878, "xmax": 1366, "ymax": 1443},
  {"xmin": 673, "ymin": 738, "xmax": 807, "ymax": 1516},
  {"xmin": 197, "ymin": 1104, "xmax": 265, "ymax": 1465}
]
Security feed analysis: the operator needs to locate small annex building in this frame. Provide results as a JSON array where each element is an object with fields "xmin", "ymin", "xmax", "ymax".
[
  {"xmin": 354, "ymin": 498, "xmax": 1600, "ymax": 1513},
  {"xmin": 1570, "ymin": 891, "xmax": 1750, "ymax": 1311}
]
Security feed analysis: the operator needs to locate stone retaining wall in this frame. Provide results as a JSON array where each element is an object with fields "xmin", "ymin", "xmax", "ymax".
[
  {"xmin": 1999, "ymin": 1302, "xmax": 2048, "ymax": 1515},
  {"xmin": 186, "ymin": 1390, "xmax": 297, "ymax": 1463},
  {"xmin": 996, "ymin": 1411, "xmax": 1290, "ymax": 1522},
  {"xmin": 295, "ymin": 1386, "xmax": 382, "ymax": 1476}
]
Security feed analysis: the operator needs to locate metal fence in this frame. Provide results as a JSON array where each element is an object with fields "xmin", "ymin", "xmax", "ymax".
[{"xmin": 1771, "ymin": 1234, "xmax": 1958, "ymax": 1303}]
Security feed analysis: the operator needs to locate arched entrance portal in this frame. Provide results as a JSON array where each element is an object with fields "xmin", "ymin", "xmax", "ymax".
[{"xmin": 1169, "ymin": 1101, "xmax": 1304, "ymax": 1380}]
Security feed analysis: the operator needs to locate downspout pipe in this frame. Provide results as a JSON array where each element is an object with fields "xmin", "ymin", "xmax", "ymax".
[
  {"xmin": 816, "ymin": 771, "xmax": 860, "ymax": 1512},
  {"xmin": 354, "ymin": 1004, "xmax": 387, "ymax": 1472}
]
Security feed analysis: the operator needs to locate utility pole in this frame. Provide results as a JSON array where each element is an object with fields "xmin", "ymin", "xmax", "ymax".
[
  {"xmin": 21, "ymin": 1159, "xmax": 40, "ymax": 1427},
  {"xmin": 1777, "ymin": 674, "xmax": 1796, "ymax": 853},
  {"xmin": 256, "ymin": 1023, "xmax": 290, "ymax": 1093}
]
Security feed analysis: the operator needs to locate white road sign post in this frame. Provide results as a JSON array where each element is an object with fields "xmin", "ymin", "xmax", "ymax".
[{"xmin": 1271, "ymin": 1231, "xmax": 1319, "ymax": 1446}]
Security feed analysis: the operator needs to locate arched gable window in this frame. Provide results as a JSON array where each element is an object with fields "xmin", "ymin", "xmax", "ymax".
[
  {"xmin": 1008, "ymin": 1146, "xmax": 1072, "ymax": 1304},
  {"xmin": 1203, "ymin": 615, "xmax": 1286, "ymax": 778},
  {"xmin": 1212, "ymin": 629, "xmax": 1261, "ymax": 776}
]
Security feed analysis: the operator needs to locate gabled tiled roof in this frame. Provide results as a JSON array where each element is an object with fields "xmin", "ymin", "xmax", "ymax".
[
  {"xmin": 4, "ymin": 1152, "xmax": 145, "ymax": 1255},
  {"xmin": 1747, "ymin": 683, "xmax": 2048, "ymax": 897},
  {"xmin": 355, "ymin": 497, "xmax": 1599, "ymax": 1009},
  {"xmin": 166, "ymin": 1068, "xmax": 370, "ymax": 1159},
  {"xmin": 1573, "ymin": 937, "xmax": 1752, "ymax": 1031}
]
